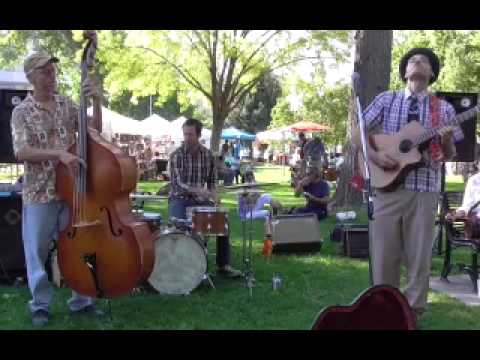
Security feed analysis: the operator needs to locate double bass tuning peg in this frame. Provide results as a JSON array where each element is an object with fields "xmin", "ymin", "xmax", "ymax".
[{"xmin": 83, "ymin": 30, "xmax": 97, "ymax": 43}]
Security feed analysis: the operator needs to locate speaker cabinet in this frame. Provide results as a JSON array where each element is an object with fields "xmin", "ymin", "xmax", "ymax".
[
  {"xmin": 271, "ymin": 213, "xmax": 323, "ymax": 253},
  {"xmin": 0, "ymin": 193, "xmax": 25, "ymax": 279},
  {"xmin": 341, "ymin": 224, "xmax": 369, "ymax": 259},
  {"xmin": 0, "ymin": 89, "xmax": 29, "ymax": 163},
  {"xmin": 435, "ymin": 92, "xmax": 478, "ymax": 163}
]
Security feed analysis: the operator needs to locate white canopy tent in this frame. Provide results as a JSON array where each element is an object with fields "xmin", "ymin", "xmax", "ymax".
[
  {"xmin": 140, "ymin": 114, "xmax": 170, "ymax": 138},
  {"xmin": 0, "ymin": 70, "xmax": 32, "ymax": 90},
  {"xmin": 87, "ymin": 106, "xmax": 143, "ymax": 140},
  {"xmin": 256, "ymin": 126, "xmax": 295, "ymax": 143}
]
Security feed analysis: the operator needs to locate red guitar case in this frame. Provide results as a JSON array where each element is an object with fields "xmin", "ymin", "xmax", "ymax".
[{"xmin": 311, "ymin": 285, "xmax": 416, "ymax": 330}]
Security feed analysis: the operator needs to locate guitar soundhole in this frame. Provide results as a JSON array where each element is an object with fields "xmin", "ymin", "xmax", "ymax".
[{"xmin": 399, "ymin": 139, "xmax": 413, "ymax": 153}]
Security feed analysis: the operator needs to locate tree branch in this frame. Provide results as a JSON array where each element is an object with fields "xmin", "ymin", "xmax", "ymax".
[
  {"xmin": 241, "ymin": 30, "xmax": 250, "ymax": 38},
  {"xmin": 185, "ymin": 32, "xmax": 206, "ymax": 57},
  {"xmin": 210, "ymin": 31, "xmax": 218, "ymax": 106},
  {"xmin": 228, "ymin": 31, "xmax": 281, "ymax": 102},
  {"xmin": 193, "ymin": 30, "xmax": 210, "ymax": 54},
  {"xmin": 227, "ymin": 76, "xmax": 263, "ymax": 114},
  {"xmin": 228, "ymin": 55, "xmax": 325, "ymax": 110},
  {"xmin": 236, "ymin": 31, "xmax": 281, "ymax": 80},
  {"xmin": 133, "ymin": 46, "xmax": 212, "ymax": 102}
]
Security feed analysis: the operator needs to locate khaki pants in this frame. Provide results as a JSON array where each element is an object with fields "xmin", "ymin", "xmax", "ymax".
[{"xmin": 370, "ymin": 189, "xmax": 438, "ymax": 312}]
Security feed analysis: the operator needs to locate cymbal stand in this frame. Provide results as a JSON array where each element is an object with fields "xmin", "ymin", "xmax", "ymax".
[
  {"xmin": 353, "ymin": 73, "xmax": 374, "ymax": 285},
  {"xmin": 240, "ymin": 192, "xmax": 255, "ymax": 296}
]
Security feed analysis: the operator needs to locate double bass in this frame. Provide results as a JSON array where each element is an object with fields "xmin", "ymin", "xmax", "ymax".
[{"xmin": 56, "ymin": 31, "xmax": 154, "ymax": 298}]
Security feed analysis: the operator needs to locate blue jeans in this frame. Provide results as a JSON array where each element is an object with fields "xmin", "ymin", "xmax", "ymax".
[
  {"xmin": 169, "ymin": 197, "xmax": 230, "ymax": 268},
  {"xmin": 22, "ymin": 201, "xmax": 93, "ymax": 313},
  {"xmin": 219, "ymin": 170, "xmax": 234, "ymax": 186}
]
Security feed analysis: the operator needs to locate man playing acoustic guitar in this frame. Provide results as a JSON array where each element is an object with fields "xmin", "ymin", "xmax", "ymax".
[{"xmin": 358, "ymin": 48, "xmax": 464, "ymax": 320}]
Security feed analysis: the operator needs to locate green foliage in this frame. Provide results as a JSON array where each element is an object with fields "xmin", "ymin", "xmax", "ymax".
[
  {"xmin": 270, "ymin": 97, "xmax": 296, "ymax": 128},
  {"xmin": 97, "ymin": 30, "xmax": 351, "ymax": 149},
  {"xmin": 271, "ymin": 73, "xmax": 349, "ymax": 147},
  {"xmin": 0, "ymin": 30, "xmax": 352, "ymax": 148},
  {"xmin": 226, "ymin": 73, "xmax": 282, "ymax": 133},
  {"xmin": 0, "ymin": 30, "xmax": 83, "ymax": 98},
  {"xmin": 298, "ymin": 81, "xmax": 349, "ymax": 147},
  {"xmin": 108, "ymin": 91, "xmax": 195, "ymax": 121}
]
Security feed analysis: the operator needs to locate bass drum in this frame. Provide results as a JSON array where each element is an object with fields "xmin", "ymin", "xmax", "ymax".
[{"xmin": 148, "ymin": 230, "xmax": 207, "ymax": 295}]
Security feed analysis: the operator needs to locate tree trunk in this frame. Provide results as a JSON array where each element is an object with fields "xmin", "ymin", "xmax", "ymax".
[
  {"xmin": 210, "ymin": 105, "xmax": 226, "ymax": 153},
  {"xmin": 331, "ymin": 30, "xmax": 393, "ymax": 209},
  {"xmin": 353, "ymin": 30, "xmax": 393, "ymax": 108}
]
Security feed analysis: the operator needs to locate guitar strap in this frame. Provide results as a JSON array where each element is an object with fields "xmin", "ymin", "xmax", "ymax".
[{"xmin": 428, "ymin": 95, "xmax": 444, "ymax": 161}]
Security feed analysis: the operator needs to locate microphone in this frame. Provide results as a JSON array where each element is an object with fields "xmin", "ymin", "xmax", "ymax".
[{"xmin": 352, "ymin": 72, "xmax": 361, "ymax": 97}]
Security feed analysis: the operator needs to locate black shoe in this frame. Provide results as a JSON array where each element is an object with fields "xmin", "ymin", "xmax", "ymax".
[
  {"xmin": 70, "ymin": 304, "xmax": 105, "ymax": 318},
  {"xmin": 217, "ymin": 265, "xmax": 243, "ymax": 278},
  {"xmin": 32, "ymin": 309, "xmax": 49, "ymax": 327}
]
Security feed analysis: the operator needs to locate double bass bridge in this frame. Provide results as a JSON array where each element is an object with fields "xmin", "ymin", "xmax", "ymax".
[{"xmin": 73, "ymin": 219, "xmax": 102, "ymax": 228}]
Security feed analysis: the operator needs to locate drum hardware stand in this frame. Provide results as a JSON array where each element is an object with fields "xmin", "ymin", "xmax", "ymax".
[
  {"xmin": 353, "ymin": 72, "xmax": 374, "ymax": 286},
  {"xmin": 240, "ymin": 192, "xmax": 256, "ymax": 297},
  {"xmin": 201, "ymin": 235, "xmax": 216, "ymax": 290}
]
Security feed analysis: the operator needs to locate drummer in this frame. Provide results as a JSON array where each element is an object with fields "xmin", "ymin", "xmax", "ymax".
[{"xmin": 168, "ymin": 118, "xmax": 242, "ymax": 278}]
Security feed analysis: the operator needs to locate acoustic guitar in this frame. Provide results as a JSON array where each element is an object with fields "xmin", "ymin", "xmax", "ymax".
[{"xmin": 358, "ymin": 105, "xmax": 480, "ymax": 191}]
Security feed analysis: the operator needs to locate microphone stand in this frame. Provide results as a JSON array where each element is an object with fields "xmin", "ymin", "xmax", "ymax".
[{"xmin": 352, "ymin": 73, "xmax": 374, "ymax": 286}]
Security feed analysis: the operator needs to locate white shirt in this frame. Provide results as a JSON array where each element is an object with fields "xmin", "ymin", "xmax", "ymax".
[{"xmin": 459, "ymin": 172, "xmax": 480, "ymax": 213}]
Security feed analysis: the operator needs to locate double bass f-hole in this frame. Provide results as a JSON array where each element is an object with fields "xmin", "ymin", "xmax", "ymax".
[{"xmin": 100, "ymin": 206, "xmax": 123, "ymax": 237}]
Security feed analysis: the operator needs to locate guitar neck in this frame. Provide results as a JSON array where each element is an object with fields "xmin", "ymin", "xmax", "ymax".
[{"xmin": 416, "ymin": 105, "xmax": 480, "ymax": 146}]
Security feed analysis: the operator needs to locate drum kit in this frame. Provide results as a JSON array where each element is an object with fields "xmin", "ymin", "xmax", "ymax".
[
  {"xmin": 131, "ymin": 182, "xmax": 277, "ymax": 297},
  {"xmin": 134, "ymin": 204, "xmax": 226, "ymax": 295}
]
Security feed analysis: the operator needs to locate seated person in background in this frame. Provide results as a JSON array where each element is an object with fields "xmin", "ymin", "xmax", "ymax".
[
  {"xmin": 216, "ymin": 153, "xmax": 235, "ymax": 186},
  {"xmin": 225, "ymin": 154, "xmax": 241, "ymax": 184},
  {"xmin": 304, "ymin": 136, "xmax": 327, "ymax": 169},
  {"xmin": 450, "ymin": 171, "xmax": 480, "ymax": 219},
  {"xmin": 238, "ymin": 166, "xmax": 283, "ymax": 220},
  {"xmin": 292, "ymin": 165, "xmax": 330, "ymax": 220}
]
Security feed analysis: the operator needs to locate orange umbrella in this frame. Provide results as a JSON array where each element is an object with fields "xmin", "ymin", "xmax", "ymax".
[{"xmin": 289, "ymin": 121, "xmax": 330, "ymax": 133}]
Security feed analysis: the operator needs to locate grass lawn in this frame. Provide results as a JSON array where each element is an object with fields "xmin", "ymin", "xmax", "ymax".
[{"xmin": 1, "ymin": 166, "xmax": 479, "ymax": 330}]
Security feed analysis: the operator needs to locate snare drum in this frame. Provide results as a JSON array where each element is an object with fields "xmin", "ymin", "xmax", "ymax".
[
  {"xmin": 138, "ymin": 212, "xmax": 162, "ymax": 232},
  {"xmin": 189, "ymin": 207, "xmax": 229, "ymax": 236},
  {"xmin": 148, "ymin": 230, "xmax": 207, "ymax": 295}
]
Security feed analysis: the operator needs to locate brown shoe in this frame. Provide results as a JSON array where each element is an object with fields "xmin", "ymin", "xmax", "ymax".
[
  {"xmin": 70, "ymin": 304, "xmax": 105, "ymax": 318},
  {"xmin": 32, "ymin": 309, "xmax": 49, "ymax": 327},
  {"xmin": 217, "ymin": 265, "xmax": 243, "ymax": 278}
]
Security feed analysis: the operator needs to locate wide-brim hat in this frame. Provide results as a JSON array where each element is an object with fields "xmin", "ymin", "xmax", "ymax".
[{"xmin": 399, "ymin": 47, "xmax": 440, "ymax": 84}]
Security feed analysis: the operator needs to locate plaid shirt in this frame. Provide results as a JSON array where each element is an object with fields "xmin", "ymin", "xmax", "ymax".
[
  {"xmin": 169, "ymin": 144, "xmax": 217, "ymax": 199},
  {"xmin": 363, "ymin": 88, "xmax": 464, "ymax": 193}
]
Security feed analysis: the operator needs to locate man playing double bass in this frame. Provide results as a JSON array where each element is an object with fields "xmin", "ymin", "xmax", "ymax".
[
  {"xmin": 11, "ymin": 45, "xmax": 105, "ymax": 326},
  {"xmin": 358, "ymin": 48, "xmax": 463, "ymax": 321}
]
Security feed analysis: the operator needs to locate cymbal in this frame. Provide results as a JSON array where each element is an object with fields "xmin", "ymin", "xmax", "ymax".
[
  {"xmin": 223, "ymin": 182, "xmax": 277, "ymax": 190},
  {"xmin": 231, "ymin": 189, "xmax": 265, "ymax": 195},
  {"xmin": 130, "ymin": 194, "xmax": 168, "ymax": 200}
]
